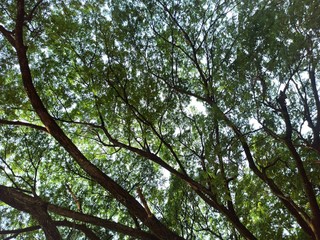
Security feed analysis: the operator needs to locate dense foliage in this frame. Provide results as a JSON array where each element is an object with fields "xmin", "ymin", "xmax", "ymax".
[{"xmin": 1, "ymin": 0, "xmax": 320, "ymax": 239}]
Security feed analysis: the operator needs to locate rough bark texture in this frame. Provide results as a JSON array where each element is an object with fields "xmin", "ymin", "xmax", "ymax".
[
  {"xmin": 0, "ymin": 186, "xmax": 62, "ymax": 240},
  {"xmin": 0, "ymin": 185, "xmax": 160, "ymax": 240}
]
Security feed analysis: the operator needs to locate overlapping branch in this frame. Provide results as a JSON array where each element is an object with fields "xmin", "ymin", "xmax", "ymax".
[
  {"xmin": 0, "ymin": 185, "xmax": 159, "ymax": 240},
  {"xmin": 0, "ymin": 1, "xmax": 184, "ymax": 239}
]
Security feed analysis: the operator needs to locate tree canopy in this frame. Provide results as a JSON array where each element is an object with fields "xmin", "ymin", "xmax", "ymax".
[{"xmin": 1, "ymin": 0, "xmax": 320, "ymax": 239}]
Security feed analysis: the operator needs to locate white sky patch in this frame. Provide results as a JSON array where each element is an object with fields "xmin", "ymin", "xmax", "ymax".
[
  {"xmin": 102, "ymin": 54, "xmax": 108, "ymax": 63},
  {"xmin": 101, "ymin": 3, "xmax": 111, "ymax": 21},
  {"xmin": 249, "ymin": 118, "xmax": 262, "ymax": 130},
  {"xmin": 160, "ymin": 168, "xmax": 171, "ymax": 189},
  {"xmin": 301, "ymin": 121, "xmax": 312, "ymax": 134},
  {"xmin": 186, "ymin": 97, "xmax": 207, "ymax": 115},
  {"xmin": 173, "ymin": 97, "xmax": 206, "ymax": 136},
  {"xmin": 279, "ymin": 83, "xmax": 286, "ymax": 92}
]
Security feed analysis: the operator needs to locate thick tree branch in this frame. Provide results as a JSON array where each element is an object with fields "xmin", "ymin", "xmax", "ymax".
[
  {"xmin": 0, "ymin": 25, "xmax": 16, "ymax": 48},
  {"xmin": 0, "ymin": 220, "xmax": 100, "ymax": 240},
  {"xmin": 285, "ymin": 141, "xmax": 320, "ymax": 237},
  {"xmin": 171, "ymin": 85, "xmax": 314, "ymax": 237},
  {"xmin": 11, "ymin": 1, "xmax": 183, "ymax": 239},
  {"xmin": 0, "ymin": 185, "xmax": 61, "ymax": 240},
  {"xmin": 0, "ymin": 185, "xmax": 160, "ymax": 240},
  {"xmin": 48, "ymin": 204, "xmax": 160, "ymax": 240},
  {"xmin": 0, "ymin": 225, "xmax": 40, "ymax": 239},
  {"xmin": 137, "ymin": 187, "xmax": 153, "ymax": 217},
  {"xmin": 216, "ymin": 102, "xmax": 315, "ymax": 235},
  {"xmin": 309, "ymin": 69, "xmax": 320, "ymax": 151},
  {"xmin": 0, "ymin": 119, "xmax": 48, "ymax": 132},
  {"xmin": 57, "ymin": 220, "xmax": 100, "ymax": 240},
  {"xmin": 276, "ymin": 87, "xmax": 320, "ymax": 235}
]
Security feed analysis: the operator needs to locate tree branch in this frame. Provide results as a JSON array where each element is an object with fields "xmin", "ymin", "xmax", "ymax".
[
  {"xmin": 171, "ymin": 85, "xmax": 314, "ymax": 237},
  {"xmin": 25, "ymin": 0, "xmax": 43, "ymax": 21},
  {"xmin": 0, "ymin": 119, "xmax": 48, "ymax": 132},
  {"xmin": 47, "ymin": 204, "xmax": 160, "ymax": 240},
  {"xmin": 309, "ymin": 69, "xmax": 320, "ymax": 151},
  {"xmin": 0, "ymin": 220, "xmax": 100, "ymax": 240},
  {"xmin": 0, "ymin": 25, "xmax": 16, "ymax": 48},
  {"xmin": 12, "ymin": 1, "xmax": 184, "ymax": 239},
  {"xmin": 137, "ymin": 187, "xmax": 153, "ymax": 218},
  {"xmin": 0, "ymin": 185, "xmax": 62, "ymax": 240},
  {"xmin": 65, "ymin": 183, "xmax": 82, "ymax": 212},
  {"xmin": 0, "ymin": 184, "xmax": 160, "ymax": 240}
]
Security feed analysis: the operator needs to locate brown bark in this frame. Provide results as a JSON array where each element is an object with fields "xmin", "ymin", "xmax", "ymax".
[
  {"xmin": 48, "ymin": 204, "xmax": 160, "ymax": 239},
  {"xmin": 57, "ymin": 220, "xmax": 100, "ymax": 240},
  {"xmin": 0, "ymin": 119, "xmax": 48, "ymax": 132},
  {"xmin": 2, "ymin": 1, "xmax": 184, "ymax": 239},
  {"xmin": 225, "ymin": 114, "xmax": 315, "ymax": 238},
  {"xmin": 0, "ymin": 186, "xmax": 62, "ymax": 240},
  {"xmin": 0, "ymin": 220, "xmax": 100, "ymax": 240},
  {"xmin": 309, "ymin": 69, "xmax": 320, "ymax": 153},
  {"xmin": 286, "ymin": 142, "xmax": 320, "ymax": 240},
  {"xmin": 65, "ymin": 183, "xmax": 82, "ymax": 212},
  {"xmin": 0, "ymin": 185, "xmax": 160, "ymax": 240},
  {"xmin": 277, "ymin": 87, "xmax": 320, "ymax": 239},
  {"xmin": 137, "ymin": 187, "xmax": 153, "ymax": 217},
  {"xmin": 1, "ymin": 2, "xmax": 250, "ymax": 239},
  {"xmin": 149, "ymin": 10, "xmax": 314, "ymax": 236}
]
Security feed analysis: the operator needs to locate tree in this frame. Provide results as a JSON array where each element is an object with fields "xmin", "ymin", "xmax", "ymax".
[{"xmin": 0, "ymin": 0, "xmax": 320, "ymax": 239}]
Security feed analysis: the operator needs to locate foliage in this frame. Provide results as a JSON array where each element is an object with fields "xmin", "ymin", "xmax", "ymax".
[{"xmin": 1, "ymin": 0, "xmax": 320, "ymax": 239}]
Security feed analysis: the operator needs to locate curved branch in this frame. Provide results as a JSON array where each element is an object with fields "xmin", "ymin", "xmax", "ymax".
[
  {"xmin": 0, "ymin": 25, "xmax": 16, "ymax": 48},
  {"xmin": 12, "ymin": 1, "xmax": 183, "ymax": 239},
  {"xmin": 57, "ymin": 220, "xmax": 100, "ymax": 240},
  {"xmin": 0, "ymin": 184, "xmax": 160, "ymax": 240},
  {"xmin": 25, "ymin": 0, "xmax": 43, "ymax": 21},
  {"xmin": 0, "ymin": 119, "xmax": 48, "ymax": 132},
  {"xmin": 0, "ymin": 185, "xmax": 61, "ymax": 240},
  {"xmin": 0, "ymin": 225, "xmax": 40, "ymax": 239},
  {"xmin": 276, "ymin": 87, "xmax": 320, "ymax": 232},
  {"xmin": 171, "ymin": 85, "xmax": 314, "ymax": 237},
  {"xmin": 48, "ymin": 205, "xmax": 160, "ymax": 239},
  {"xmin": 0, "ymin": 220, "xmax": 100, "ymax": 240}
]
